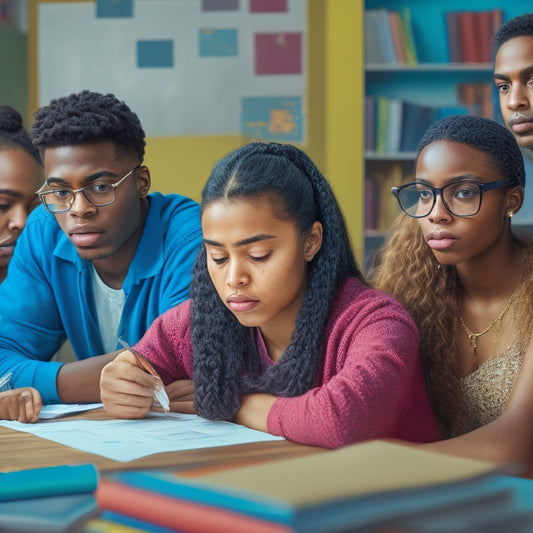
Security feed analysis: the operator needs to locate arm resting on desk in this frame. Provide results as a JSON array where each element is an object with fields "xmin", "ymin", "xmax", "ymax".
[{"xmin": 57, "ymin": 351, "xmax": 120, "ymax": 403}]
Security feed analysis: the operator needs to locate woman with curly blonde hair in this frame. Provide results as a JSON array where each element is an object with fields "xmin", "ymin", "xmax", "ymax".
[{"xmin": 372, "ymin": 114, "xmax": 533, "ymax": 467}]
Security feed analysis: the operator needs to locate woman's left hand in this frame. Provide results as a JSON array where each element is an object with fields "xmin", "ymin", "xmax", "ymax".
[{"xmin": 166, "ymin": 379, "xmax": 196, "ymax": 414}]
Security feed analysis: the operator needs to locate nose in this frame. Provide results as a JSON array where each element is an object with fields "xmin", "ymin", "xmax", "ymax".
[
  {"xmin": 225, "ymin": 259, "xmax": 249, "ymax": 289},
  {"xmin": 7, "ymin": 204, "xmax": 28, "ymax": 233},
  {"xmin": 507, "ymin": 83, "xmax": 529, "ymax": 111},
  {"xmin": 68, "ymin": 190, "xmax": 97, "ymax": 217},
  {"xmin": 427, "ymin": 194, "xmax": 453, "ymax": 224}
]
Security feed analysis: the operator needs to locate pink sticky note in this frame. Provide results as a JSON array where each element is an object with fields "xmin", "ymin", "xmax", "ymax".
[
  {"xmin": 250, "ymin": 0, "xmax": 287, "ymax": 13},
  {"xmin": 254, "ymin": 32, "xmax": 302, "ymax": 75}
]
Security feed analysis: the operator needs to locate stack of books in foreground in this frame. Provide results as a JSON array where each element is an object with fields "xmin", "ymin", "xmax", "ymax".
[
  {"xmin": 0, "ymin": 464, "xmax": 99, "ymax": 532},
  {"xmin": 91, "ymin": 440, "xmax": 533, "ymax": 533}
]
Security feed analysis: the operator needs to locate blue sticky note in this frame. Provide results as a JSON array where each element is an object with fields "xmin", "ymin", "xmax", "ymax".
[
  {"xmin": 199, "ymin": 29, "xmax": 238, "ymax": 57},
  {"xmin": 96, "ymin": 0, "xmax": 133, "ymax": 18},
  {"xmin": 241, "ymin": 97, "xmax": 302, "ymax": 142},
  {"xmin": 137, "ymin": 40, "xmax": 174, "ymax": 68}
]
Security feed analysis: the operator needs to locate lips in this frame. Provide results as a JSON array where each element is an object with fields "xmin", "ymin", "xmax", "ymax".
[
  {"xmin": 226, "ymin": 293, "xmax": 259, "ymax": 313},
  {"xmin": 425, "ymin": 231, "xmax": 459, "ymax": 251},
  {"xmin": 508, "ymin": 114, "xmax": 533, "ymax": 135},
  {"xmin": 0, "ymin": 240, "xmax": 16, "ymax": 257},
  {"xmin": 68, "ymin": 225, "xmax": 104, "ymax": 247}
]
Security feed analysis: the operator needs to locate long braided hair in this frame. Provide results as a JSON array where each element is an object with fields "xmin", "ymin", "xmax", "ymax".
[{"xmin": 191, "ymin": 142, "xmax": 362, "ymax": 420}]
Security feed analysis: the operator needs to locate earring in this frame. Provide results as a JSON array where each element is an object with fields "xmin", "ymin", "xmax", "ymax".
[{"xmin": 506, "ymin": 210, "xmax": 514, "ymax": 218}]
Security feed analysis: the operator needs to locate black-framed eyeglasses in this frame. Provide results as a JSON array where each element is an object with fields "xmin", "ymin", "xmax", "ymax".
[
  {"xmin": 37, "ymin": 165, "xmax": 141, "ymax": 214},
  {"xmin": 391, "ymin": 177, "xmax": 517, "ymax": 218}
]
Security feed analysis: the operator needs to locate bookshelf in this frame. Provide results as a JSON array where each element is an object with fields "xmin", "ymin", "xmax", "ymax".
[{"xmin": 363, "ymin": 0, "xmax": 530, "ymax": 268}]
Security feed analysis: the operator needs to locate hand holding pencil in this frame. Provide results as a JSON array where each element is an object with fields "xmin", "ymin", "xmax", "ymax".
[{"xmin": 100, "ymin": 341, "xmax": 170, "ymax": 419}]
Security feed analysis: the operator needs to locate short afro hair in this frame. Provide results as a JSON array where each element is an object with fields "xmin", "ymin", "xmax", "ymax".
[
  {"xmin": 417, "ymin": 114, "xmax": 525, "ymax": 188},
  {"xmin": 494, "ymin": 13, "xmax": 533, "ymax": 56},
  {"xmin": 0, "ymin": 105, "xmax": 41, "ymax": 164},
  {"xmin": 31, "ymin": 90, "xmax": 145, "ymax": 162}
]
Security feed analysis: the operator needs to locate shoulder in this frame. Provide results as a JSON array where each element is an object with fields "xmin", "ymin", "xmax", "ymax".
[
  {"xmin": 326, "ymin": 278, "xmax": 418, "ymax": 336},
  {"xmin": 20, "ymin": 205, "xmax": 66, "ymax": 255},
  {"xmin": 146, "ymin": 192, "xmax": 201, "ymax": 242},
  {"xmin": 148, "ymin": 192, "xmax": 200, "ymax": 222}
]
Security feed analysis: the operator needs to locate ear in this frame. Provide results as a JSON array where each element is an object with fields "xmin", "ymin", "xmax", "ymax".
[
  {"xmin": 304, "ymin": 221, "xmax": 323, "ymax": 262},
  {"xmin": 135, "ymin": 165, "xmax": 151, "ymax": 198},
  {"xmin": 505, "ymin": 185, "xmax": 524, "ymax": 217}
]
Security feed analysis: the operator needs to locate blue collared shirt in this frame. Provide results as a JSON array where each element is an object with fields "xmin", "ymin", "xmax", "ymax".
[{"xmin": 0, "ymin": 192, "xmax": 202, "ymax": 403}]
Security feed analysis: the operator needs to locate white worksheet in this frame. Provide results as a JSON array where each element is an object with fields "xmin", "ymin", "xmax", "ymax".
[{"xmin": 0, "ymin": 412, "xmax": 283, "ymax": 462}]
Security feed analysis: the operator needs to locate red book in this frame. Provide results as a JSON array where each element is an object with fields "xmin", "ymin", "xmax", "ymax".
[
  {"xmin": 458, "ymin": 11, "xmax": 479, "ymax": 63},
  {"xmin": 389, "ymin": 10, "xmax": 408, "ymax": 64},
  {"xmin": 96, "ymin": 479, "xmax": 291, "ymax": 533}
]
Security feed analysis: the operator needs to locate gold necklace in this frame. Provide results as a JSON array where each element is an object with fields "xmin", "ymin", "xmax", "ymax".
[{"xmin": 459, "ymin": 289, "xmax": 517, "ymax": 354}]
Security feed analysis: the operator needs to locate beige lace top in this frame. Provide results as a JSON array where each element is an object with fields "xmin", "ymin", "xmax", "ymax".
[{"xmin": 460, "ymin": 343, "xmax": 523, "ymax": 433}]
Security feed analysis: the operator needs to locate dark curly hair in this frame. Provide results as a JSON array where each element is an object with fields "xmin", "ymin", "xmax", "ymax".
[
  {"xmin": 417, "ymin": 114, "xmax": 525, "ymax": 188},
  {"xmin": 190, "ymin": 142, "xmax": 362, "ymax": 421},
  {"xmin": 0, "ymin": 105, "xmax": 41, "ymax": 164},
  {"xmin": 31, "ymin": 90, "xmax": 145, "ymax": 161},
  {"xmin": 494, "ymin": 13, "xmax": 533, "ymax": 57}
]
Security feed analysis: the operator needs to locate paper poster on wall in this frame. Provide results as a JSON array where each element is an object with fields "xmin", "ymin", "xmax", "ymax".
[
  {"xmin": 36, "ymin": 0, "xmax": 306, "ymax": 140},
  {"xmin": 242, "ymin": 96, "xmax": 302, "ymax": 142}
]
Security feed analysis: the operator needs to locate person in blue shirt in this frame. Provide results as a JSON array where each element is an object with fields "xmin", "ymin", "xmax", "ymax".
[{"xmin": 0, "ymin": 90, "xmax": 202, "ymax": 407}]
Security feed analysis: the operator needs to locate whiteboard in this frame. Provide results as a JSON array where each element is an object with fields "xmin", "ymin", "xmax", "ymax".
[{"xmin": 36, "ymin": 0, "xmax": 307, "ymax": 139}]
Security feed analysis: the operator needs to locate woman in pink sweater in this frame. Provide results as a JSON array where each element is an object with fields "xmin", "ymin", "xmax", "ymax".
[{"xmin": 100, "ymin": 142, "xmax": 439, "ymax": 448}]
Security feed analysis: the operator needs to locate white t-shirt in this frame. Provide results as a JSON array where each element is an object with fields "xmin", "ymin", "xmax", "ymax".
[{"xmin": 91, "ymin": 265, "xmax": 126, "ymax": 353}]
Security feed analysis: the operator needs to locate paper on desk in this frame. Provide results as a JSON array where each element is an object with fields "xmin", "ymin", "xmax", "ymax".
[
  {"xmin": 39, "ymin": 403, "xmax": 103, "ymax": 419},
  {"xmin": 0, "ymin": 412, "xmax": 283, "ymax": 462}
]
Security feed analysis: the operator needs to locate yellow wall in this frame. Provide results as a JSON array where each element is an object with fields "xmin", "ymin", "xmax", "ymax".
[{"xmin": 29, "ymin": 0, "xmax": 364, "ymax": 260}]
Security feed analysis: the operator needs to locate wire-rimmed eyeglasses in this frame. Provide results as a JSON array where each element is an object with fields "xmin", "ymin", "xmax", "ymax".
[
  {"xmin": 391, "ymin": 177, "xmax": 517, "ymax": 218},
  {"xmin": 37, "ymin": 165, "xmax": 141, "ymax": 214}
]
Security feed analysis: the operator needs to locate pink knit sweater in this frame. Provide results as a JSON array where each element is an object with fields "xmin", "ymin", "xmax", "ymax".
[{"xmin": 134, "ymin": 278, "xmax": 440, "ymax": 448}]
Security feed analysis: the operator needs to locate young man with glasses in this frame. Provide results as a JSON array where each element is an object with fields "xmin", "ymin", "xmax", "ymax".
[{"xmin": 0, "ymin": 90, "xmax": 202, "ymax": 407}]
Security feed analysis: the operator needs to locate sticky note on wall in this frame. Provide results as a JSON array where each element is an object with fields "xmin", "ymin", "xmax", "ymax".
[
  {"xmin": 250, "ymin": 0, "xmax": 287, "ymax": 13},
  {"xmin": 254, "ymin": 32, "xmax": 302, "ymax": 75},
  {"xmin": 202, "ymin": 0, "xmax": 240, "ymax": 11},
  {"xmin": 96, "ymin": 0, "xmax": 133, "ymax": 18},
  {"xmin": 137, "ymin": 40, "xmax": 174, "ymax": 68},
  {"xmin": 199, "ymin": 29, "xmax": 238, "ymax": 57}
]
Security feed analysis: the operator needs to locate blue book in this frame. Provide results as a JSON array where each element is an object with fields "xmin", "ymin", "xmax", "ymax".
[
  {"xmin": 113, "ymin": 440, "xmax": 514, "ymax": 533},
  {"xmin": 0, "ymin": 492, "xmax": 98, "ymax": 532},
  {"xmin": 0, "ymin": 464, "xmax": 98, "ymax": 501}
]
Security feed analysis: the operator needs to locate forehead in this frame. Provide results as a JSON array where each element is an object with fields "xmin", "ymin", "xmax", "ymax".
[
  {"xmin": 43, "ymin": 140, "xmax": 122, "ymax": 175},
  {"xmin": 417, "ymin": 141, "xmax": 501, "ymax": 180},
  {"xmin": 202, "ymin": 197, "xmax": 294, "ymax": 239},
  {"xmin": 494, "ymin": 35, "xmax": 533, "ymax": 75},
  {"xmin": 0, "ymin": 149, "xmax": 42, "ymax": 192}
]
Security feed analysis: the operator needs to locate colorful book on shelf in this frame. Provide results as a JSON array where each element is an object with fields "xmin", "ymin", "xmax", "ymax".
[
  {"xmin": 446, "ymin": 11, "xmax": 461, "ymax": 63},
  {"xmin": 388, "ymin": 10, "xmax": 408, "ymax": 65},
  {"xmin": 446, "ymin": 9, "xmax": 503, "ymax": 65},
  {"xmin": 98, "ymin": 440, "xmax": 517, "ymax": 533},
  {"xmin": 400, "ymin": 101, "xmax": 438, "ymax": 153},
  {"xmin": 457, "ymin": 11, "xmax": 478, "ymax": 63},
  {"xmin": 364, "ymin": 9, "xmax": 386, "ymax": 63},
  {"xmin": 364, "ymin": 94, "xmax": 376, "ymax": 152},
  {"xmin": 401, "ymin": 7, "xmax": 418, "ymax": 65}
]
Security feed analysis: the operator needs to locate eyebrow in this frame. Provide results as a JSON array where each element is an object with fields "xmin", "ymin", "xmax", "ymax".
[
  {"xmin": 204, "ymin": 233, "xmax": 276, "ymax": 247},
  {"xmin": 45, "ymin": 170, "xmax": 119, "ymax": 187},
  {"xmin": 413, "ymin": 174, "xmax": 483, "ymax": 185},
  {"xmin": 0, "ymin": 188, "xmax": 24, "ymax": 199},
  {"xmin": 494, "ymin": 65, "xmax": 533, "ymax": 81}
]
